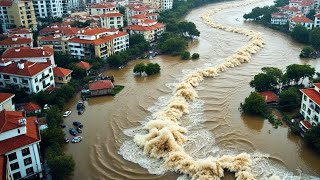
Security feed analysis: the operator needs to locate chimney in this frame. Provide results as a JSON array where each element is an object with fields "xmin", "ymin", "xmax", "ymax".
[
  {"xmin": 17, "ymin": 61, "xmax": 25, "ymax": 69},
  {"xmin": 14, "ymin": 48, "xmax": 20, "ymax": 52}
]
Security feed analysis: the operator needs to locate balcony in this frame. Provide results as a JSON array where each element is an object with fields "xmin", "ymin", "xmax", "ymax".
[{"xmin": 39, "ymin": 74, "xmax": 50, "ymax": 81}]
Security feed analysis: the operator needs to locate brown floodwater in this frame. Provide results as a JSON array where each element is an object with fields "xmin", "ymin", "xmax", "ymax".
[{"xmin": 64, "ymin": 0, "xmax": 320, "ymax": 179}]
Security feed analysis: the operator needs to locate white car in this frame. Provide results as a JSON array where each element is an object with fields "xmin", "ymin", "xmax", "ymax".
[
  {"xmin": 63, "ymin": 111, "xmax": 72, "ymax": 117},
  {"xmin": 43, "ymin": 104, "xmax": 49, "ymax": 110},
  {"xmin": 71, "ymin": 136, "xmax": 82, "ymax": 143}
]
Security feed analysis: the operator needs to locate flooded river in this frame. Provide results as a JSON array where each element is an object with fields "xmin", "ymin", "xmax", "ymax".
[{"xmin": 65, "ymin": 0, "xmax": 320, "ymax": 179}]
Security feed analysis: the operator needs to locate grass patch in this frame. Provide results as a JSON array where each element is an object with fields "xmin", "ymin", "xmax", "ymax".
[{"xmin": 111, "ymin": 85, "xmax": 125, "ymax": 96}]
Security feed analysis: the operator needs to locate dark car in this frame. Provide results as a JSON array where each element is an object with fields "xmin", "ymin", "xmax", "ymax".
[
  {"xmin": 59, "ymin": 124, "xmax": 66, "ymax": 128},
  {"xmin": 76, "ymin": 128, "xmax": 82, "ymax": 133},
  {"xmin": 78, "ymin": 108, "xmax": 85, "ymax": 115},
  {"xmin": 73, "ymin": 121, "xmax": 83, "ymax": 128},
  {"xmin": 69, "ymin": 128, "xmax": 78, "ymax": 136},
  {"xmin": 64, "ymin": 138, "xmax": 69, "ymax": 143},
  {"xmin": 76, "ymin": 102, "xmax": 85, "ymax": 110}
]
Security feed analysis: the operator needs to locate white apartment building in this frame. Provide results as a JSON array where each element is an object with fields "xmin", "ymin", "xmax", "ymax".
[
  {"xmin": 0, "ymin": 93, "xmax": 15, "ymax": 111},
  {"xmin": 100, "ymin": 13, "xmax": 124, "ymax": 29},
  {"xmin": 289, "ymin": 13, "xmax": 313, "ymax": 31},
  {"xmin": 0, "ymin": 110, "xmax": 42, "ymax": 180},
  {"xmin": 124, "ymin": 19, "xmax": 165, "ymax": 42},
  {"xmin": 271, "ymin": 12, "xmax": 289, "ymax": 25},
  {"xmin": 0, "ymin": 59, "xmax": 55, "ymax": 94},
  {"xmin": 4, "ymin": 28, "xmax": 34, "ymax": 41},
  {"xmin": 315, "ymin": 13, "xmax": 320, "ymax": 28},
  {"xmin": 88, "ymin": 3, "xmax": 118, "ymax": 15},
  {"xmin": 1, "ymin": 46, "xmax": 55, "ymax": 66},
  {"xmin": 33, "ymin": 0, "xmax": 64, "ymax": 18},
  {"xmin": 300, "ymin": 83, "xmax": 320, "ymax": 127},
  {"xmin": 67, "ymin": 28, "xmax": 129, "ymax": 59}
]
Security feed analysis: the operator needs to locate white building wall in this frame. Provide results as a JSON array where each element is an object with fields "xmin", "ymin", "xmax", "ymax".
[
  {"xmin": 33, "ymin": 0, "xmax": 63, "ymax": 18},
  {"xmin": 0, "ymin": 126, "xmax": 27, "ymax": 141},
  {"xmin": 315, "ymin": 17, "xmax": 320, "ymax": 28},
  {"xmin": 6, "ymin": 143, "xmax": 42, "ymax": 179},
  {"xmin": 0, "ymin": 98, "xmax": 15, "ymax": 111},
  {"xmin": 112, "ymin": 34, "xmax": 129, "ymax": 53},
  {"xmin": 0, "ymin": 6, "xmax": 12, "ymax": 32},
  {"xmin": 300, "ymin": 94, "xmax": 320, "ymax": 126},
  {"xmin": 5, "ymin": 55, "xmax": 55, "ymax": 66}
]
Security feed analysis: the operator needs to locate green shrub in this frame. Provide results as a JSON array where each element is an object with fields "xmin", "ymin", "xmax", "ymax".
[
  {"xmin": 192, "ymin": 53, "xmax": 200, "ymax": 59},
  {"xmin": 180, "ymin": 51, "xmax": 190, "ymax": 60}
]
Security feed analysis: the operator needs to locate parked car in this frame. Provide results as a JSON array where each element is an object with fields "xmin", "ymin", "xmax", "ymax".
[
  {"xmin": 76, "ymin": 102, "xmax": 85, "ymax": 110},
  {"xmin": 59, "ymin": 124, "xmax": 66, "ymax": 128},
  {"xmin": 71, "ymin": 136, "xmax": 82, "ymax": 143},
  {"xmin": 64, "ymin": 138, "xmax": 69, "ymax": 143},
  {"xmin": 78, "ymin": 108, "xmax": 84, "ymax": 115},
  {"xmin": 73, "ymin": 121, "xmax": 83, "ymax": 128},
  {"xmin": 76, "ymin": 128, "xmax": 82, "ymax": 133},
  {"xmin": 63, "ymin": 111, "xmax": 72, "ymax": 117},
  {"xmin": 69, "ymin": 128, "xmax": 78, "ymax": 136}
]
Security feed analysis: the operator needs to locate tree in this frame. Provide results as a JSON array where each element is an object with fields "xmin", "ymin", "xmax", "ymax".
[
  {"xmin": 286, "ymin": 64, "xmax": 315, "ymax": 85},
  {"xmin": 159, "ymin": 37, "xmax": 187, "ymax": 54},
  {"xmin": 291, "ymin": 25, "xmax": 310, "ymax": 44},
  {"xmin": 274, "ymin": 0, "xmax": 289, "ymax": 7},
  {"xmin": 48, "ymin": 154, "xmax": 75, "ymax": 180},
  {"xmin": 145, "ymin": 63, "xmax": 161, "ymax": 75},
  {"xmin": 107, "ymin": 54, "xmax": 125, "ymax": 68},
  {"xmin": 71, "ymin": 20, "xmax": 91, "ymax": 28},
  {"xmin": 304, "ymin": 124, "xmax": 320, "ymax": 153},
  {"xmin": 249, "ymin": 73, "xmax": 278, "ymax": 91},
  {"xmin": 41, "ymin": 128, "xmax": 65, "ymax": 149},
  {"xmin": 240, "ymin": 92, "xmax": 268, "ymax": 116},
  {"xmin": 278, "ymin": 87, "xmax": 301, "ymax": 111},
  {"xmin": 309, "ymin": 28, "xmax": 320, "ymax": 49},
  {"xmin": 300, "ymin": 46, "xmax": 315, "ymax": 58},
  {"xmin": 133, "ymin": 63, "xmax": 146, "ymax": 75},
  {"xmin": 192, "ymin": 53, "xmax": 200, "ymax": 59},
  {"xmin": 180, "ymin": 51, "xmax": 190, "ymax": 60},
  {"xmin": 46, "ymin": 107, "xmax": 63, "ymax": 128},
  {"xmin": 306, "ymin": 9, "xmax": 316, "ymax": 20},
  {"xmin": 178, "ymin": 21, "xmax": 200, "ymax": 37}
]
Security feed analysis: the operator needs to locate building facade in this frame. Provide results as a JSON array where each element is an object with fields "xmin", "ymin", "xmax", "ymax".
[
  {"xmin": 271, "ymin": 12, "xmax": 289, "ymax": 25},
  {"xmin": 33, "ymin": 0, "xmax": 64, "ymax": 18},
  {"xmin": 100, "ymin": 13, "xmax": 124, "ymax": 29},
  {"xmin": 53, "ymin": 67, "xmax": 72, "ymax": 84},
  {"xmin": 300, "ymin": 83, "xmax": 320, "ymax": 127},
  {"xmin": 88, "ymin": 3, "xmax": 118, "ymax": 16},
  {"xmin": 0, "ymin": 36, "xmax": 33, "ymax": 50},
  {"xmin": 124, "ymin": 19, "xmax": 165, "ymax": 42},
  {"xmin": 0, "ymin": 93, "xmax": 15, "ymax": 111}
]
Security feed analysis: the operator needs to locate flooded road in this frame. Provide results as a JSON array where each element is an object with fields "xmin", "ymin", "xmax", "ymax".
[{"xmin": 65, "ymin": 0, "xmax": 320, "ymax": 179}]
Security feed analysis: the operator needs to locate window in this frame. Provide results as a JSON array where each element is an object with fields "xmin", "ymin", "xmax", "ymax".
[
  {"xmin": 26, "ymin": 167, "xmax": 34, "ymax": 175},
  {"xmin": 8, "ymin": 152, "xmax": 17, "ymax": 161},
  {"xmin": 18, "ymin": 129, "xmax": 20, "ymax": 134},
  {"xmin": 3, "ymin": 75, "xmax": 9, "ymax": 79},
  {"xmin": 10, "ymin": 162, "xmax": 19, "ymax": 170},
  {"xmin": 303, "ymin": 104, "xmax": 306, "ymax": 110},
  {"xmin": 36, "ymin": 86, "xmax": 39, "ymax": 91},
  {"xmin": 13, "ymin": 78, "xmax": 17, "ymax": 83},
  {"xmin": 12, "ymin": 172, "xmax": 21, "ymax": 180},
  {"xmin": 59, "ymin": 77, "xmax": 63, "ymax": 80},
  {"xmin": 22, "ymin": 147, "xmax": 30, "ymax": 156},
  {"xmin": 24, "ymin": 157, "xmax": 32, "ymax": 166},
  {"xmin": 50, "ymin": 76, "xmax": 53, "ymax": 80},
  {"xmin": 303, "ymin": 95, "xmax": 307, "ymax": 101},
  {"xmin": 49, "ymin": 68, "xmax": 52, "ymax": 73},
  {"xmin": 315, "ymin": 115, "xmax": 319, "ymax": 122},
  {"xmin": 22, "ymin": 79, "xmax": 28, "ymax": 84},
  {"xmin": 308, "ymin": 108, "xmax": 311, "ymax": 115}
]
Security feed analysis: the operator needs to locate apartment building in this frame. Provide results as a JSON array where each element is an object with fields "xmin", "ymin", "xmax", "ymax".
[
  {"xmin": 0, "ymin": 110, "xmax": 42, "ymax": 180},
  {"xmin": 88, "ymin": 3, "xmax": 118, "ymax": 16},
  {"xmin": 4, "ymin": 28, "xmax": 33, "ymax": 41},
  {"xmin": 271, "ymin": 12, "xmax": 289, "ymax": 25},
  {"xmin": 33, "ymin": 0, "xmax": 64, "ymax": 18},
  {"xmin": 125, "ymin": 3, "xmax": 159, "ymax": 20},
  {"xmin": 124, "ymin": 19, "xmax": 165, "ymax": 42},
  {"xmin": 314, "ymin": 13, "xmax": 320, "ymax": 28},
  {"xmin": 0, "ymin": 92, "xmax": 15, "ymax": 111},
  {"xmin": 289, "ymin": 13, "xmax": 313, "ymax": 31},
  {"xmin": 67, "ymin": 27, "xmax": 129, "ymax": 59},
  {"xmin": 1, "ymin": 46, "xmax": 55, "ymax": 65},
  {"xmin": 142, "ymin": 0, "xmax": 172, "ymax": 11},
  {"xmin": 0, "ymin": 0, "xmax": 37, "ymax": 32},
  {"xmin": 0, "ymin": 36, "xmax": 33, "ymax": 50},
  {"xmin": 100, "ymin": 12, "xmax": 124, "ymax": 29},
  {"xmin": 0, "ymin": 59, "xmax": 55, "ymax": 94}
]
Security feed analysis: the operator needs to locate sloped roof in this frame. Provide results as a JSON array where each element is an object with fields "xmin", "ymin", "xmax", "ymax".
[
  {"xmin": 124, "ymin": 23, "xmax": 165, "ymax": 31},
  {"xmin": 24, "ymin": 102, "xmax": 41, "ymax": 112},
  {"xmin": 300, "ymin": 88, "xmax": 320, "ymax": 106},
  {"xmin": 0, "ymin": 110, "xmax": 24, "ymax": 133},
  {"xmin": 0, "ymin": 93, "xmax": 14, "ymax": 104},
  {"xmin": 38, "ymin": 36, "xmax": 62, "ymax": 41},
  {"xmin": 76, "ymin": 61, "xmax": 91, "ymax": 70},
  {"xmin": 291, "ymin": 14, "xmax": 313, "ymax": 23},
  {"xmin": 0, "ymin": 115, "xmax": 40, "ymax": 155},
  {"xmin": 100, "ymin": 13, "xmax": 123, "ymax": 17},
  {"xmin": 0, "ymin": 37, "xmax": 32, "ymax": 45},
  {"xmin": 257, "ymin": 91, "xmax": 278, "ymax": 103},
  {"xmin": 2, "ymin": 46, "xmax": 53, "ymax": 58},
  {"xmin": 0, "ymin": 60, "xmax": 51, "ymax": 77},
  {"xmin": 89, "ymin": 80, "xmax": 113, "ymax": 90},
  {"xmin": 0, "ymin": 1, "xmax": 12, "ymax": 6},
  {"xmin": 53, "ymin": 67, "xmax": 72, "ymax": 77},
  {"xmin": 314, "ymin": 83, "xmax": 320, "ymax": 89},
  {"xmin": 90, "ymin": 3, "xmax": 116, "ymax": 8},
  {"xmin": 315, "ymin": 13, "xmax": 320, "ymax": 18}
]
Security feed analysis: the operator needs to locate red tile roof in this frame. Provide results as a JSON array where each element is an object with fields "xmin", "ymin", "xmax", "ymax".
[
  {"xmin": 38, "ymin": 36, "xmax": 62, "ymax": 41},
  {"xmin": 0, "ymin": 115, "xmax": 40, "ymax": 155},
  {"xmin": 314, "ymin": 83, "xmax": 320, "ymax": 89},
  {"xmin": 143, "ymin": 19, "xmax": 156, "ymax": 23},
  {"xmin": 257, "ymin": 91, "xmax": 278, "ymax": 103},
  {"xmin": 76, "ymin": 61, "xmax": 91, "ymax": 70},
  {"xmin": 100, "ymin": 13, "xmax": 123, "ymax": 17},
  {"xmin": 280, "ymin": 5, "xmax": 300, "ymax": 12},
  {"xmin": 315, "ymin": 13, "xmax": 320, "ymax": 18},
  {"xmin": 89, "ymin": 80, "xmax": 114, "ymax": 90},
  {"xmin": 0, "ymin": 37, "xmax": 32, "ymax": 45},
  {"xmin": 130, "ymin": 14, "xmax": 147, "ymax": 19},
  {"xmin": 300, "ymin": 120, "xmax": 312, "ymax": 129},
  {"xmin": 90, "ymin": 3, "xmax": 116, "ymax": 8},
  {"xmin": 0, "ymin": 1, "xmax": 12, "ymax": 6},
  {"xmin": 0, "ymin": 110, "xmax": 24, "ymax": 133},
  {"xmin": 80, "ymin": 27, "xmax": 111, "ymax": 35},
  {"xmin": 2, "ymin": 46, "xmax": 53, "ymax": 58},
  {"xmin": 0, "ymin": 60, "xmax": 51, "ymax": 77},
  {"xmin": 68, "ymin": 36, "xmax": 112, "ymax": 45},
  {"xmin": 53, "ymin": 67, "xmax": 72, "ymax": 77},
  {"xmin": 24, "ymin": 102, "xmax": 41, "ymax": 112},
  {"xmin": 300, "ymin": 0, "xmax": 313, "ymax": 6},
  {"xmin": 124, "ymin": 23, "xmax": 165, "ymax": 31},
  {"xmin": 0, "ymin": 93, "xmax": 14, "ymax": 104},
  {"xmin": 0, "ymin": 155, "xmax": 6, "ymax": 180},
  {"xmin": 300, "ymin": 88, "xmax": 320, "ymax": 106},
  {"xmin": 7, "ymin": 28, "xmax": 32, "ymax": 34},
  {"xmin": 291, "ymin": 14, "xmax": 313, "ymax": 23}
]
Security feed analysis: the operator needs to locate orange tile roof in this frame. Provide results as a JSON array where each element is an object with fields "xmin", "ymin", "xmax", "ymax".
[
  {"xmin": 280, "ymin": 5, "xmax": 300, "ymax": 12},
  {"xmin": 24, "ymin": 102, "xmax": 41, "ymax": 112},
  {"xmin": 314, "ymin": 83, "xmax": 320, "ymax": 89},
  {"xmin": 0, "ymin": 110, "xmax": 24, "ymax": 133},
  {"xmin": 301, "ymin": 88, "xmax": 320, "ymax": 106},
  {"xmin": 257, "ymin": 91, "xmax": 278, "ymax": 103},
  {"xmin": 7, "ymin": 28, "xmax": 31, "ymax": 34},
  {"xmin": 0, "ymin": 115, "xmax": 40, "ymax": 155},
  {"xmin": 90, "ymin": 3, "xmax": 115, "ymax": 8},
  {"xmin": 315, "ymin": 13, "xmax": 320, "ymax": 18},
  {"xmin": 38, "ymin": 36, "xmax": 62, "ymax": 41},
  {"xmin": 0, "ymin": 1, "xmax": 12, "ymax": 6},
  {"xmin": 76, "ymin": 61, "xmax": 91, "ymax": 70},
  {"xmin": 68, "ymin": 37, "xmax": 111, "ymax": 45},
  {"xmin": 146, "ymin": 13, "xmax": 158, "ymax": 17},
  {"xmin": 0, "ymin": 60, "xmax": 51, "ymax": 77},
  {"xmin": 0, "ymin": 93, "xmax": 14, "ymax": 104},
  {"xmin": 0, "ymin": 37, "xmax": 32, "ymax": 45},
  {"xmin": 89, "ymin": 80, "xmax": 113, "ymax": 90},
  {"xmin": 53, "ymin": 67, "xmax": 72, "ymax": 77},
  {"xmin": 0, "ymin": 155, "xmax": 6, "ymax": 180},
  {"xmin": 130, "ymin": 14, "xmax": 147, "ymax": 19},
  {"xmin": 100, "ymin": 13, "xmax": 123, "ymax": 17},
  {"xmin": 80, "ymin": 27, "xmax": 111, "ymax": 35},
  {"xmin": 300, "ymin": 0, "xmax": 313, "ymax": 6},
  {"xmin": 2, "ymin": 46, "xmax": 53, "ymax": 58},
  {"xmin": 143, "ymin": 19, "xmax": 156, "ymax": 23},
  {"xmin": 124, "ymin": 23, "xmax": 165, "ymax": 31},
  {"xmin": 291, "ymin": 15, "xmax": 313, "ymax": 23}
]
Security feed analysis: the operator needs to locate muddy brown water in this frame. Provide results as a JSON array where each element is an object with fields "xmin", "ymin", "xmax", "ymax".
[{"xmin": 63, "ymin": 0, "xmax": 320, "ymax": 179}]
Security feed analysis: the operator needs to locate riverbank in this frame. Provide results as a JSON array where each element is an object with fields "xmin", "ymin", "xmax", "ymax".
[{"xmin": 65, "ymin": 0, "xmax": 320, "ymax": 179}]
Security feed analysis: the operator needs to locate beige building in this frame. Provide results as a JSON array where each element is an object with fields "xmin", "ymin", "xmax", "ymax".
[
  {"xmin": 124, "ymin": 19, "xmax": 165, "ymax": 42},
  {"xmin": 100, "ymin": 13, "xmax": 124, "ymax": 29},
  {"xmin": 88, "ymin": 3, "xmax": 118, "ymax": 16},
  {"xmin": 53, "ymin": 67, "xmax": 72, "ymax": 84},
  {"xmin": 0, "ymin": 93, "xmax": 15, "ymax": 111},
  {"xmin": 0, "ymin": 0, "xmax": 37, "ymax": 32}
]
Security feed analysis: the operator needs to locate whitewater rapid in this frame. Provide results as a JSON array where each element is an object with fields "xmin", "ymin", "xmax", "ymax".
[{"xmin": 119, "ymin": 0, "xmax": 319, "ymax": 179}]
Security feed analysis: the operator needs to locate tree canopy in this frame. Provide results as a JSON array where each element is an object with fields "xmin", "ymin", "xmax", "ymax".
[
  {"xmin": 286, "ymin": 64, "xmax": 315, "ymax": 85},
  {"xmin": 240, "ymin": 92, "xmax": 268, "ymax": 116},
  {"xmin": 278, "ymin": 87, "xmax": 301, "ymax": 111},
  {"xmin": 250, "ymin": 73, "xmax": 278, "ymax": 91},
  {"xmin": 291, "ymin": 25, "xmax": 310, "ymax": 44},
  {"xmin": 309, "ymin": 28, "xmax": 320, "ymax": 49},
  {"xmin": 145, "ymin": 63, "xmax": 161, "ymax": 75},
  {"xmin": 133, "ymin": 63, "xmax": 146, "ymax": 75},
  {"xmin": 304, "ymin": 124, "xmax": 320, "ymax": 153}
]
